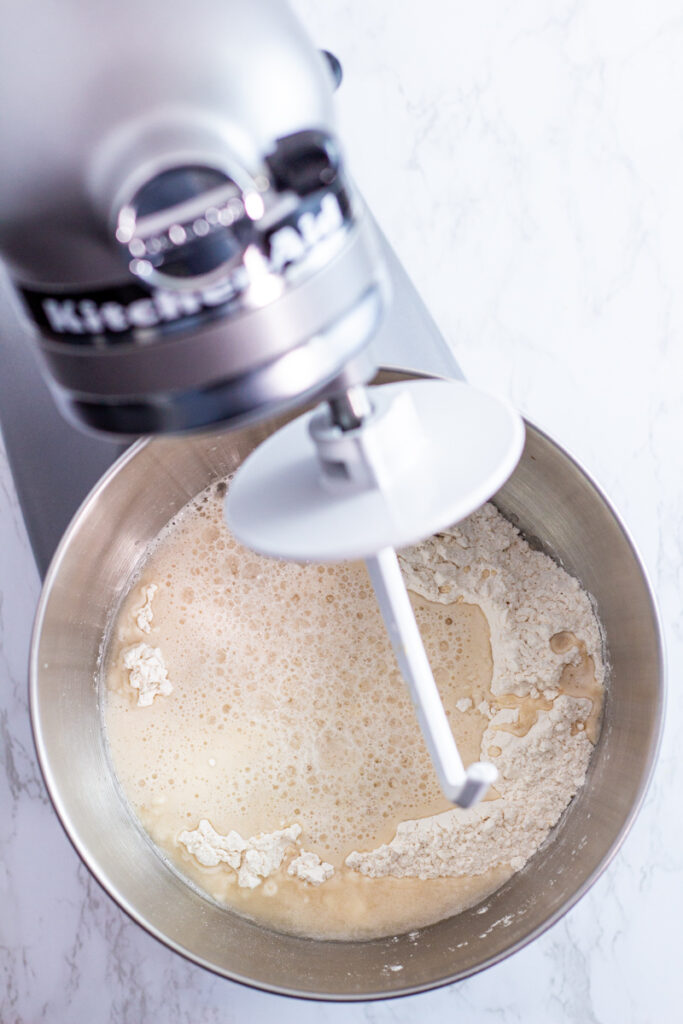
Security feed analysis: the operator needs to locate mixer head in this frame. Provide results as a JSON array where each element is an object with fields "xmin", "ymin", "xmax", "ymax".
[{"xmin": 0, "ymin": 0, "xmax": 383, "ymax": 435}]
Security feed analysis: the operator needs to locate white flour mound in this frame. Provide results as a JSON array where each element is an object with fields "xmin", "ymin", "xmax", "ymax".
[
  {"xmin": 399, "ymin": 503, "xmax": 603, "ymax": 700},
  {"xmin": 288, "ymin": 850, "xmax": 335, "ymax": 885},
  {"xmin": 178, "ymin": 819, "xmax": 303, "ymax": 889},
  {"xmin": 346, "ymin": 502, "xmax": 605, "ymax": 881},
  {"xmin": 134, "ymin": 583, "xmax": 158, "ymax": 634},
  {"xmin": 122, "ymin": 641, "xmax": 172, "ymax": 707}
]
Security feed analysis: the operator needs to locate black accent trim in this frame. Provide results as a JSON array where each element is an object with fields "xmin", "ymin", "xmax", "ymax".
[
  {"xmin": 321, "ymin": 50, "xmax": 343, "ymax": 90},
  {"xmin": 267, "ymin": 130, "xmax": 340, "ymax": 196}
]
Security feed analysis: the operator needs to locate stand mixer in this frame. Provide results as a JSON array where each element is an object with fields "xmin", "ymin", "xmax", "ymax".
[
  {"xmin": 5, "ymin": 2, "xmax": 665, "ymax": 1000},
  {"xmin": 0, "ymin": 0, "xmax": 524, "ymax": 808}
]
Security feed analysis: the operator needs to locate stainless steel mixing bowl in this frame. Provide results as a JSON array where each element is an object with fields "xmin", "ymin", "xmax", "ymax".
[{"xmin": 30, "ymin": 370, "xmax": 664, "ymax": 999}]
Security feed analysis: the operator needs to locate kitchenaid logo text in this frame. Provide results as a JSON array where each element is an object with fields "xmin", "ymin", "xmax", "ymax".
[
  {"xmin": 41, "ymin": 281, "xmax": 239, "ymax": 335},
  {"xmin": 28, "ymin": 193, "xmax": 345, "ymax": 340}
]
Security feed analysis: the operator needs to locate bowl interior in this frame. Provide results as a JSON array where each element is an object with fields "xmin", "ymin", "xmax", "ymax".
[{"xmin": 30, "ymin": 371, "xmax": 663, "ymax": 999}]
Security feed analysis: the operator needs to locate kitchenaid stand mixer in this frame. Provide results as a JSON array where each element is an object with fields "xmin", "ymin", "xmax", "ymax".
[
  {"xmin": 5, "ymin": 1, "xmax": 665, "ymax": 1000},
  {"xmin": 0, "ymin": 0, "xmax": 524, "ymax": 806}
]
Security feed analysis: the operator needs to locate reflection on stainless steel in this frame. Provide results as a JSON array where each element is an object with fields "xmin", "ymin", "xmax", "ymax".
[{"xmin": 30, "ymin": 371, "xmax": 663, "ymax": 1000}]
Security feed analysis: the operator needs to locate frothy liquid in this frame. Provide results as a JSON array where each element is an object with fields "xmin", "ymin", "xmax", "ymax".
[{"xmin": 104, "ymin": 484, "xmax": 515, "ymax": 938}]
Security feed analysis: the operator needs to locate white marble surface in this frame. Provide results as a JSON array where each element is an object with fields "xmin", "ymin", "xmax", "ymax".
[{"xmin": 1, "ymin": 0, "xmax": 682, "ymax": 1019}]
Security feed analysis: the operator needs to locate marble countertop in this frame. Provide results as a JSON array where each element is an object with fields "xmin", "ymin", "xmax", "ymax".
[{"xmin": 2, "ymin": 1, "xmax": 682, "ymax": 1020}]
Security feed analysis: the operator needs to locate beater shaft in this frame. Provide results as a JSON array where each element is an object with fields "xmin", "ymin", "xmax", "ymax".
[{"xmin": 365, "ymin": 546, "xmax": 497, "ymax": 808}]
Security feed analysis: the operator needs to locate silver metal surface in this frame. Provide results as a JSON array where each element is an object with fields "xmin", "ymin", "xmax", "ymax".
[
  {"xmin": 0, "ymin": 269, "xmax": 126, "ymax": 577},
  {"xmin": 0, "ymin": 0, "xmax": 335, "ymax": 286},
  {"xmin": 41, "ymin": 219, "xmax": 382, "ymax": 397},
  {"xmin": 0, "ymin": 0, "xmax": 386, "ymax": 435},
  {"xmin": 0, "ymin": 225, "xmax": 462, "ymax": 576},
  {"xmin": 115, "ymin": 169, "xmax": 249, "ymax": 289},
  {"xmin": 30, "ymin": 370, "xmax": 664, "ymax": 999},
  {"xmin": 327, "ymin": 385, "xmax": 373, "ymax": 431}
]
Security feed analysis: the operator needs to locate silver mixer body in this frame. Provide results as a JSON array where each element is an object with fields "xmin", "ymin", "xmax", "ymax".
[{"xmin": 0, "ymin": 0, "xmax": 384, "ymax": 435}]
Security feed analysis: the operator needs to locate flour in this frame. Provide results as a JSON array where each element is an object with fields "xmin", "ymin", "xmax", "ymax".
[
  {"xmin": 122, "ymin": 641, "xmax": 172, "ymax": 706},
  {"xmin": 238, "ymin": 826, "xmax": 302, "ymax": 889},
  {"xmin": 177, "ymin": 818, "xmax": 246, "ymax": 869},
  {"xmin": 288, "ymin": 850, "xmax": 335, "ymax": 885},
  {"xmin": 179, "ymin": 820, "xmax": 333, "ymax": 888},
  {"xmin": 399, "ymin": 502, "xmax": 603, "ymax": 699},
  {"xmin": 134, "ymin": 583, "xmax": 158, "ymax": 634},
  {"xmin": 346, "ymin": 502, "xmax": 604, "ymax": 881},
  {"xmin": 178, "ymin": 820, "xmax": 302, "ymax": 889}
]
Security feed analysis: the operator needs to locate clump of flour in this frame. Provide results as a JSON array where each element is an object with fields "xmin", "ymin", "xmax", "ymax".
[
  {"xmin": 178, "ymin": 819, "xmax": 309, "ymax": 889},
  {"xmin": 134, "ymin": 583, "xmax": 158, "ymax": 634},
  {"xmin": 288, "ymin": 850, "xmax": 335, "ymax": 885},
  {"xmin": 122, "ymin": 642, "xmax": 172, "ymax": 707},
  {"xmin": 399, "ymin": 503, "xmax": 603, "ymax": 699},
  {"xmin": 346, "ymin": 502, "xmax": 605, "ymax": 881}
]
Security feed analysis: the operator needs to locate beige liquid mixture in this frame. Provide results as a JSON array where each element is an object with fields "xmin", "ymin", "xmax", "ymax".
[{"xmin": 103, "ymin": 481, "xmax": 601, "ymax": 940}]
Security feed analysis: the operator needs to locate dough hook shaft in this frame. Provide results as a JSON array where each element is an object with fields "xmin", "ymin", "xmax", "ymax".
[{"xmin": 365, "ymin": 546, "xmax": 497, "ymax": 808}]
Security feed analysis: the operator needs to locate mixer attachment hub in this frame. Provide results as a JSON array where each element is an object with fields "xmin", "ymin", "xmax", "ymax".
[{"xmin": 226, "ymin": 379, "xmax": 524, "ymax": 562}]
